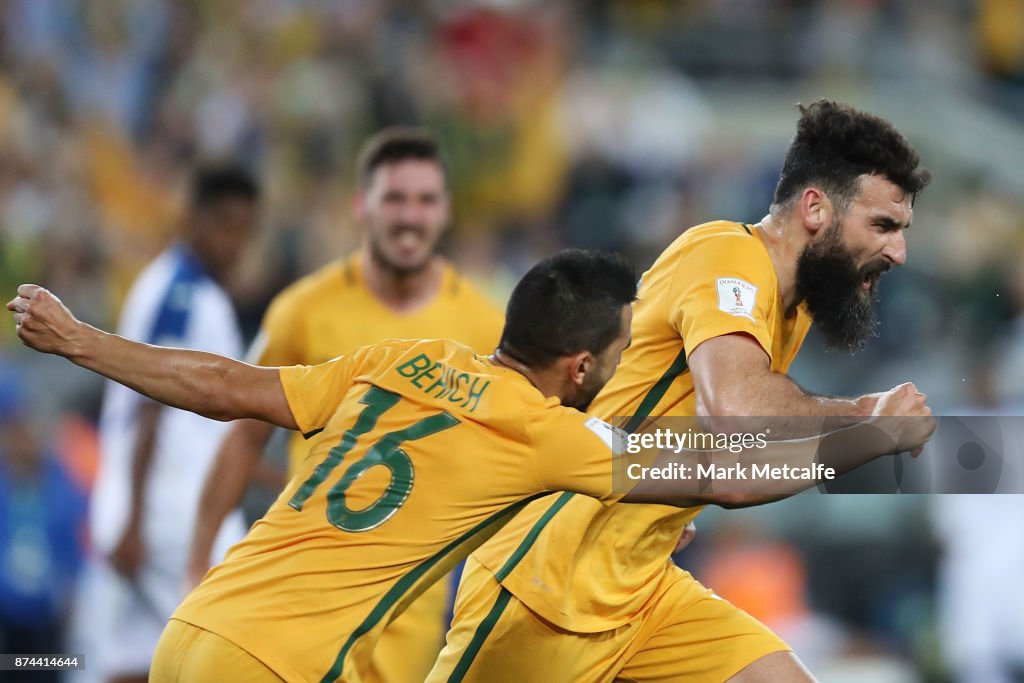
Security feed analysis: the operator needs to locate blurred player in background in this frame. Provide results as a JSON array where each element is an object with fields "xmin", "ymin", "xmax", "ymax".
[
  {"xmin": 431, "ymin": 101, "xmax": 932, "ymax": 682},
  {"xmin": 185, "ymin": 128, "xmax": 503, "ymax": 683},
  {"xmin": 86, "ymin": 166, "xmax": 260, "ymax": 683}
]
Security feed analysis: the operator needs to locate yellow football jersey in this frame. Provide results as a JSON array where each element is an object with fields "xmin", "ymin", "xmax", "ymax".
[
  {"xmin": 470, "ymin": 221, "xmax": 813, "ymax": 632},
  {"xmin": 171, "ymin": 339, "xmax": 620, "ymax": 683},
  {"xmin": 249, "ymin": 254, "xmax": 504, "ymax": 475}
]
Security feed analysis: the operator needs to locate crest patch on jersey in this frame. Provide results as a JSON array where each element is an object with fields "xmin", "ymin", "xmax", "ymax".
[
  {"xmin": 584, "ymin": 416, "xmax": 628, "ymax": 454},
  {"xmin": 716, "ymin": 277, "xmax": 758, "ymax": 321}
]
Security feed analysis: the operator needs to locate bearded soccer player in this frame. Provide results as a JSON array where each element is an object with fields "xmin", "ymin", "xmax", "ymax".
[
  {"xmin": 185, "ymin": 128, "xmax": 502, "ymax": 683},
  {"xmin": 430, "ymin": 100, "xmax": 932, "ymax": 683},
  {"xmin": 9, "ymin": 249, "xmax": 932, "ymax": 683}
]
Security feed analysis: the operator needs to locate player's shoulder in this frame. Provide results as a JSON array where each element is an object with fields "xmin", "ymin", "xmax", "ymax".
[
  {"xmin": 527, "ymin": 403, "xmax": 617, "ymax": 449},
  {"xmin": 654, "ymin": 220, "xmax": 771, "ymax": 276},
  {"xmin": 270, "ymin": 258, "xmax": 352, "ymax": 308},
  {"xmin": 675, "ymin": 220, "xmax": 762, "ymax": 254},
  {"xmin": 358, "ymin": 337, "xmax": 535, "ymax": 424},
  {"xmin": 351, "ymin": 337, "xmax": 478, "ymax": 371},
  {"xmin": 378, "ymin": 336, "xmax": 475, "ymax": 354}
]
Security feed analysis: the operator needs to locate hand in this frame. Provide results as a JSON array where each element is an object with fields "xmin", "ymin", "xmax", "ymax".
[
  {"xmin": 673, "ymin": 522, "xmax": 697, "ymax": 554},
  {"xmin": 871, "ymin": 382, "xmax": 936, "ymax": 457},
  {"xmin": 109, "ymin": 521, "xmax": 145, "ymax": 580},
  {"xmin": 7, "ymin": 285, "xmax": 85, "ymax": 356},
  {"xmin": 854, "ymin": 391, "xmax": 886, "ymax": 416}
]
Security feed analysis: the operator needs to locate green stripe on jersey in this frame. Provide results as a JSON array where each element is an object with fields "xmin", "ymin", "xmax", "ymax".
[
  {"xmin": 623, "ymin": 348, "xmax": 688, "ymax": 434},
  {"xmin": 319, "ymin": 497, "xmax": 538, "ymax": 682}
]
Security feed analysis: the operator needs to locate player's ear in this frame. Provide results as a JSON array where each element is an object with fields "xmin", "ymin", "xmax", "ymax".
[
  {"xmin": 568, "ymin": 351, "xmax": 595, "ymax": 387},
  {"xmin": 800, "ymin": 187, "xmax": 830, "ymax": 237}
]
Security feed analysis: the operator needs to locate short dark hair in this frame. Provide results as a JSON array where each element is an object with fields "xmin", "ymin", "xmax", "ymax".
[
  {"xmin": 191, "ymin": 164, "xmax": 260, "ymax": 209},
  {"xmin": 356, "ymin": 127, "xmax": 447, "ymax": 188},
  {"xmin": 500, "ymin": 250, "xmax": 637, "ymax": 368},
  {"xmin": 772, "ymin": 100, "xmax": 931, "ymax": 213}
]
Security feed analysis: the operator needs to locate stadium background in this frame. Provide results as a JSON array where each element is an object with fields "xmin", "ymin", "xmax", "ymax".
[{"xmin": 1, "ymin": 1, "xmax": 1023, "ymax": 681}]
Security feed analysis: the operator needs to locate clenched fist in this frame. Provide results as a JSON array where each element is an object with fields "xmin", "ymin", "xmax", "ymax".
[
  {"xmin": 871, "ymin": 382, "xmax": 936, "ymax": 456},
  {"xmin": 6, "ymin": 284, "xmax": 86, "ymax": 357}
]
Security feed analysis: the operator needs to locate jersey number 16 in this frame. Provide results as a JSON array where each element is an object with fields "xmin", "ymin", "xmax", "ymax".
[{"xmin": 287, "ymin": 386, "xmax": 460, "ymax": 532}]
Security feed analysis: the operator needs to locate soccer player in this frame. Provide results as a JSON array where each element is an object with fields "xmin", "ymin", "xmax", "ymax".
[
  {"xmin": 185, "ymin": 128, "xmax": 503, "ymax": 683},
  {"xmin": 430, "ymin": 101, "xmax": 933, "ymax": 683},
  {"xmin": 8, "ymin": 251, "xmax": 931, "ymax": 683},
  {"xmin": 87, "ymin": 166, "xmax": 260, "ymax": 683}
]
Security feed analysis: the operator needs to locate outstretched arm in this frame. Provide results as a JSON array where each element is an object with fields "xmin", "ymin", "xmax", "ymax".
[
  {"xmin": 8, "ymin": 284, "xmax": 297, "ymax": 429},
  {"xmin": 621, "ymin": 383, "xmax": 934, "ymax": 508},
  {"xmin": 690, "ymin": 334, "xmax": 875, "ymax": 432}
]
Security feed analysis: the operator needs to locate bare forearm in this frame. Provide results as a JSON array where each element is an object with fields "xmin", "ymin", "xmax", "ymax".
[
  {"xmin": 676, "ymin": 337, "xmax": 934, "ymax": 507},
  {"xmin": 691, "ymin": 335, "xmax": 870, "ymax": 436},
  {"xmin": 11, "ymin": 284, "xmax": 293, "ymax": 427},
  {"xmin": 67, "ymin": 324, "xmax": 284, "ymax": 425},
  {"xmin": 703, "ymin": 371, "xmax": 869, "ymax": 437},
  {"xmin": 750, "ymin": 372, "xmax": 864, "ymax": 416}
]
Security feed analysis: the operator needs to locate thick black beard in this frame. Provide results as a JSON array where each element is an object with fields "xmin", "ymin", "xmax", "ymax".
[{"xmin": 795, "ymin": 225, "xmax": 882, "ymax": 351}]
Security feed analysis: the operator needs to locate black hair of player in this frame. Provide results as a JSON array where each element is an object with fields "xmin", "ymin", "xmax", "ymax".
[
  {"xmin": 356, "ymin": 127, "xmax": 449, "ymax": 188},
  {"xmin": 772, "ymin": 100, "xmax": 931, "ymax": 214},
  {"xmin": 500, "ymin": 249, "xmax": 637, "ymax": 369},
  {"xmin": 190, "ymin": 164, "xmax": 261, "ymax": 210}
]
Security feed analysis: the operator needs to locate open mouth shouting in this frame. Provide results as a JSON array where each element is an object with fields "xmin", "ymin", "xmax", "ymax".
[{"xmin": 860, "ymin": 262, "xmax": 891, "ymax": 292}]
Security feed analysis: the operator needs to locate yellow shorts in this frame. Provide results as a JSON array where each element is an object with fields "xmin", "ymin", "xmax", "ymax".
[
  {"xmin": 427, "ymin": 558, "xmax": 790, "ymax": 683},
  {"xmin": 153, "ymin": 575, "xmax": 452, "ymax": 683},
  {"xmin": 151, "ymin": 619, "xmax": 283, "ymax": 682},
  {"xmin": 364, "ymin": 573, "xmax": 452, "ymax": 683},
  {"xmin": 150, "ymin": 573, "xmax": 452, "ymax": 683}
]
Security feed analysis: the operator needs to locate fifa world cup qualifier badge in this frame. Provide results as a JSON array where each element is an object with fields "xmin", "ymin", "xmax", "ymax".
[{"xmin": 716, "ymin": 277, "xmax": 758, "ymax": 321}]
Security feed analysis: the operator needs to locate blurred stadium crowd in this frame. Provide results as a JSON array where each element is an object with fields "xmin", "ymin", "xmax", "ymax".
[{"xmin": 2, "ymin": 1, "xmax": 1024, "ymax": 682}]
